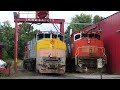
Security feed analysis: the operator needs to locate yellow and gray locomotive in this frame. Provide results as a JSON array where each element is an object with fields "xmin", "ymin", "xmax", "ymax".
[{"xmin": 23, "ymin": 31, "xmax": 66, "ymax": 74}]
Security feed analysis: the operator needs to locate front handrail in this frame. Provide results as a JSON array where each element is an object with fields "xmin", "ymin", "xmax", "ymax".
[{"xmin": 75, "ymin": 46, "xmax": 105, "ymax": 57}]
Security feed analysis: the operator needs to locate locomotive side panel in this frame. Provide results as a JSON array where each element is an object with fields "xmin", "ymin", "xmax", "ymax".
[
  {"xmin": 23, "ymin": 37, "xmax": 37, "ymax": 71},
  {"xmin": 28, "ymin": 38, "xmax": 36, "ymax": 59}
]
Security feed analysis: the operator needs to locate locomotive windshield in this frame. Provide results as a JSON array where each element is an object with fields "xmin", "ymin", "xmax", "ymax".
[
  {"xmin": 37, "ymin": 33, "xmax": 44, "ymax": 40},
  {"xmin": 95, "ymin": 34, "xmax": 100, "ymax": 40},
  {"xmin": 37, "ymin": 32, "xmax": 64, "ymax": 41},
  {"xmin": 37, "ymin": 33, "xmax": 50, "ymax": 40},
  {"xmin": 81, "ymin": 33, "xmax": 87, "ymax": 38},
  {"xmin": 52, "ymin": 34, "xmax": 57, "ymax": 38},
  {"xmin": 88, "ymin": 33, "xmax": 100, "ymax": 40},
  {"xmin": 89, "ymin": 34, "xmax": 94, "ymax": 38},
  {"xmin": 73, "ymin": 33, "xmax": 100, "ymax": 41},
  {"xmin": 45, "ymin": 34, "xmax": 50, "ymax": 38},
  {"xmin": 52, "ymin": 34, "xmax": 63, "ymax": 41}
]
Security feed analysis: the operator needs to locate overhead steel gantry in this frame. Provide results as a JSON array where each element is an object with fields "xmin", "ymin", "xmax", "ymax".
[{"xmin": 13, "ymin": 11, "xmax": 65, "ymax": 73}]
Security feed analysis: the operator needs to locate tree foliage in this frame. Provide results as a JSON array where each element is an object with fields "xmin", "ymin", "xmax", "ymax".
[
  {"xmin": 70, "ymin": 13, "xmax": 92, "ymax": 31},
  {"xmin": 65, "ymin": 14, "xmax": 104, "ymax": 38},
  {"xmin": 0, "ymin": 21, "xmax": 14, "ymax": 59},
  {"xmin": 18, "ymin": 24, "xmax": 33, "ymax": 58},
  {"xmin": 0, "ymin": 21, "xmax": 39, "ymax": 60},
  {"xmin": 93, "ymin": 15, "xmax": 104, "ymax": 23}
]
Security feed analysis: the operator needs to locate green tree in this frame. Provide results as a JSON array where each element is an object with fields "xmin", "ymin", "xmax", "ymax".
[
  {"xmin": 18, "ymin": 23, "xmax": 34, "ymax": 59},
  {"xmin": 0, "ymin": 21, "xmax": 39, "ymax": 60},
  {"xmin": 93, "ymin": 15, "xmax": 104, "ymax": 23},
  {"xmin": 70, "ymin": 13, "xmax": 92, "ymax": 31},
  {"xmin": 65, "ymin": 13, "xmax": 92, "ymax": 38},
  {"xmin": 65, "ymin": 26, "xmax": 70, "ymax": 38},
  {"xmin": 0, "ymin": 20, "xmax": 14, "ymax": 59},
  {"xmin": 65, "ymin": 13, "xmax": 104, "ymax": 38}
]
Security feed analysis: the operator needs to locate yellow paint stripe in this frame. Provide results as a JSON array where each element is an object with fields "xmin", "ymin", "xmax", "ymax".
[{"xmin": 34, "ymin": 38, "xmax": 66, "ymax": 51}]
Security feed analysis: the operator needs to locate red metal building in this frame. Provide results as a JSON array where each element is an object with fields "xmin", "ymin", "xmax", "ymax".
[{"xmin": 79, "ymin": 11, "xmax": 120, "ymax": 74}]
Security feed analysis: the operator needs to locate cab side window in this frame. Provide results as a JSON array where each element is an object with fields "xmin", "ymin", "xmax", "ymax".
[
  {"xmin": 89, "ymin": 34, "xmax": 95, "ymax": 38},
  {"xmin": 52, "ymin": 34, "xmax": 57, "ymax": 38},
  {"xmin": 82, "ymin": 33, "xmax": 87, "ymax": 38},
  {"xmin": 74, "ymin": 33, "xmax": 81, "ymax": 41},
  {"xmin": 37, "ymin": 34, "xmax": 44, "ymax": 40},
  {"xmin": 95, "ymin": 34, "xmax": 100, "ymax": 40},
  {"xmin": 58, "ymin": 34, "xmax": 63, "ymax": 41}
]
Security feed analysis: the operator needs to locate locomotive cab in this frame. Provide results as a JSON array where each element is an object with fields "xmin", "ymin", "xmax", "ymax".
[
  {"xmin": 35, "ymin": 31, "xmax": 66, "ymax": 74},
  {"xmin": 70, "ymin": 31, "xmax": 107, "ymax": 73},
  {"xmin": 74, "ymin": 32, "xmax": 100, "ymax": 41},
  {"xmin": 23, "ymin": 31, "xmax": 66, "ymax": 74},
  {"xmin": 36, "ymin": 31, "xmax": 63, "ymax": 41}
]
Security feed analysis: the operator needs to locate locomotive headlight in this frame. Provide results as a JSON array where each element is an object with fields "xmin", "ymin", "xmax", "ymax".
[
  {"xmin": 39, "ymin": 57, "xmax": 44, "ymax": 64},
  {"xmin": 40, "ymin": 60, "xmax": 43, "ymax": 64},
  {"xmin": 59, "ymin": 58, "xmax": 64, "ymax": 64},
  {"xmin": 87, "ymin": 38, "xmax": 90, "ymax": 44},
  {"xmin": 78, "ymin": 64, "xmax": 82, "ymax": 67},
  {"xmin": 97, "ymin": 58, "xmax": 103, "ymax": 69},
  {"xmin": 61, "ymin": 60, "xmax": 63, "ymax": 63}
]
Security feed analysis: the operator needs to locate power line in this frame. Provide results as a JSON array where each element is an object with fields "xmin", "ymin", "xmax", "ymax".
[{"xmin": 64, "ymin": 22, "xmax": 93, "ymax": 25}]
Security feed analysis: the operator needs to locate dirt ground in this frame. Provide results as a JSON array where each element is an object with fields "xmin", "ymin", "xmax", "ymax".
[{"xmin": 1, "ymin": 62, "xmax": 120, "ymax": 79}]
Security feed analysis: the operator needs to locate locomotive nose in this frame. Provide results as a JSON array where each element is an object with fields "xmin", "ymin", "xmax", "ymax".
[
  {"xmin": 89, "ymin": 47, "xmax": 95, "ymax": 56},
  {"xmin": 50, "ymin": 39, "xmax": 55, "ymax": 45},
  {"xmin": 50, "ymin": 39, "xmax": 55, "ymax": 49}
]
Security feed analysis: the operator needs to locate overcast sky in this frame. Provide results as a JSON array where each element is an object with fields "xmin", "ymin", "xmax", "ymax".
[{"xmin": 0, "ymin": 11, "xmax": 118, "ymax": 32}]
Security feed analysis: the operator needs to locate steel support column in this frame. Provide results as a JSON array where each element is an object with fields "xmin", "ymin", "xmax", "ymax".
[
  {"xmin": 14, "ymin": 21, "xmax": 18, "ymax": 73},
  {"xmin": 60, "ymin": 22, "xmax": 64, "ymax": 34}
]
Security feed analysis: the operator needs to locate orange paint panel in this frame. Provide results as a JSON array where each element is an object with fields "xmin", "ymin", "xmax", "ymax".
[
  {"xmin": 39, "ymin": 49, "xmax": 65, "ymax": 57},
  {"xmin": 72, "ymin": 38, "xmax": 105, "ymax": 58}
]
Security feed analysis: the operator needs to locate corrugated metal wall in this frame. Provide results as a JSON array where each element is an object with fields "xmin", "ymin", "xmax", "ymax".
[
  {"xmin": 81, "ymin": 11, "xmax": 120, "ymax": 74},
  {"xmin": 100, "ymin": 12, "xmax": 120, "ymax": 74}
]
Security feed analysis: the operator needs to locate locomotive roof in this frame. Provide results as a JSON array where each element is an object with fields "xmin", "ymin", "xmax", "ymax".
[
  {"xmin": 37, "ymin": 31, "xmax": 63, "ymax": 35},
  {"xmin": 71, "ymin": 24, "xmax": 100, "ymax": 37},
  {"xmin": 71, "ymin": 30, "xmax": 100, "ymax": 37}
]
